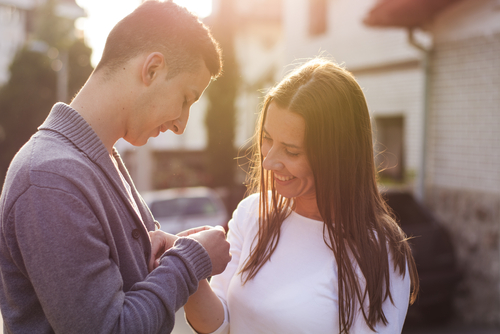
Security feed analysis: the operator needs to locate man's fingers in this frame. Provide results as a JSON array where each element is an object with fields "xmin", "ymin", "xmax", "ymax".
[
  {"xmin": 148, "ymin": 230, "xmax": 179, "ymax": 272},
  {"xmin": 148, "ymin": 254, "xmax": 157, "ymax": 272}
]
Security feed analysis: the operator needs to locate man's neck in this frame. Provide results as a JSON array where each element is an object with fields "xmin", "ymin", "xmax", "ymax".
[{"xmin": 70, "ymin": 75, "xmax": 129, "ymax": 154}]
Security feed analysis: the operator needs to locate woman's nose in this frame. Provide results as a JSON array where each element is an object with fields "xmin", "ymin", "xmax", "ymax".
[{"xmin": 262, "ymin": 149, "xmax": 284, "ymax": 171}]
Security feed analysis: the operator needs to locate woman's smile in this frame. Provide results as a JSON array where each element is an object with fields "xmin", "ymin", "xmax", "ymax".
[{"xmin": 274, "ymin": 173, "xmax": 296, "ymax": 183}]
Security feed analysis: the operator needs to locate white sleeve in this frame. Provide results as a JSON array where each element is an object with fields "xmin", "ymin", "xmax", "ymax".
[
  {"xmin": 375, "ymin": 259, "xmax": 411, "ymax": 333},
  {"xmin": 206, "ymin": 194, "xmax": 260, "ymax": 334}
]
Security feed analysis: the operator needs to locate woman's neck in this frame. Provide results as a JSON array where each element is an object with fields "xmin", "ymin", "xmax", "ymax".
[{"xmin": 294, "ymin": 195, "xmax": 323, "ymax": 221}]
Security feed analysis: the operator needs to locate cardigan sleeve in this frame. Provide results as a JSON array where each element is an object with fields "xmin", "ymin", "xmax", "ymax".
[{"xmin": 1, "ymin": 184, "xmax": 211, "ymax": 334}]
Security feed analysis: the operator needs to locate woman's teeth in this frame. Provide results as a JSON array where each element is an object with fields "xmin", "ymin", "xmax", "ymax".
[{"xmin": 275, "ymin": 174, "xmax": 294, "ymax": 181}]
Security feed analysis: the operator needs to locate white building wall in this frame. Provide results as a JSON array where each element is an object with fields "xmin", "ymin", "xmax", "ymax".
[
  {"xmin": 356, "ymin": 67, "xmax": 424, "ymax": 175},
  {"xmin": 283, "ymin": 0, "xmax": 426, "ymax": 68},
  {"xmin": 427, "ymin": 0, "xmax": 500, "ymax": 195}
]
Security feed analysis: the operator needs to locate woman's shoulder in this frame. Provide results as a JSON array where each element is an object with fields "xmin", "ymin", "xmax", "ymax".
[
  {"xmin": 228, "ymin": 192, "xmax": 261, "ymax": 232},
  {"xmin": 236, "ymin": 192, "xmax": 261, "ymax": 212}
]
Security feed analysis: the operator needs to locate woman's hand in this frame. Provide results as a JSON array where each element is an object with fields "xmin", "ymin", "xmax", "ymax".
[
  {"xmin": 148, "ymin": 230, "xmax": 178, "ymax": 272},
  {"xmin": 176, "ymin": 225, "xmax": 213, "ymax": 237}
]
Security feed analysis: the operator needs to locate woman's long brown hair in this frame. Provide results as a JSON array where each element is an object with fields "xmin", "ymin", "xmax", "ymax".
[{"xmin": 239, "ymin": 59, "xmax": 419, "ymax": 333}]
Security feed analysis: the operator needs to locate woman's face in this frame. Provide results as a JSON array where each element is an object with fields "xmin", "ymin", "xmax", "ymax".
[{"xmin": 261, "ymin": 102, "xmax": 316, "ymax": 203}]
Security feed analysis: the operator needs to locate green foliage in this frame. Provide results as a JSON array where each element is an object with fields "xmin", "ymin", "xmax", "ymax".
[
  {"xmin": 204, "ymin": 0, "xmax": 240, "ymax": 188},
  {"xmin": 35, "ymin": 0, "xmax": 74, "ymax": 49},
  {"xmin": 0, "ymin": 0, "xmax": 93, "ymax": 184},
  {"xmin": 68, "ymin": 38, "xmax": 93, "ymax": 99},
  {"xmin": 0, "ymin": 49, "xmax": 56, "ymax": 179}
]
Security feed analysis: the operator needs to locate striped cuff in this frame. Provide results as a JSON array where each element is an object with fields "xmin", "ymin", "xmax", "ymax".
[{"xmin": 163, "ymin": 237, "xmax": 212, "ymax": 281}]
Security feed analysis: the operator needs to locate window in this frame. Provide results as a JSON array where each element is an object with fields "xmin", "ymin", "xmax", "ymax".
[{"xmin": 374, "ymin": 116, "xmax": 405, "ymax": 182}]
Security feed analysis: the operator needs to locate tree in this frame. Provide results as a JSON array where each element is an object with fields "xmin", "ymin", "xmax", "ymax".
[
  {"xmin": 0, "ymin": 0, "xmax": 93, "ymax": 183},
  {"xmin": 0, "ymin": 48, "xmax": 57, "ymax": 180},
  {"xmin": 204, "ymin": 0, "xmax": 239, "ymax": 188}
]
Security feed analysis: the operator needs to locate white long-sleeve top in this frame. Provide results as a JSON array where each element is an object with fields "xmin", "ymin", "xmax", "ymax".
[{"xmin": 207, "ymin": 193, "xmax": 410, "ymax": 334}]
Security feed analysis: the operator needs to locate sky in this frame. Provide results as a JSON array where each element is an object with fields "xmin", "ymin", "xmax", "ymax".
[{"xmin": 74, "ymin": 0, "xmax": 213, "ymax": 67}]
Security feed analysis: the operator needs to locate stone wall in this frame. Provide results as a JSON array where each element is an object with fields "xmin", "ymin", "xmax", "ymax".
[{"xmin": 426, "ymin": 187, "xmax": 500, "ymax": 325}]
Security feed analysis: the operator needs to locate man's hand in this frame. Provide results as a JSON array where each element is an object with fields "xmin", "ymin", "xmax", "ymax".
[
  {"xmin": 148, "ymin": 230, "xmax": 178, "ymax": 272},
  {"xmin": 187, "ymin": 226, "xmax": 231, "ymax": 276}
]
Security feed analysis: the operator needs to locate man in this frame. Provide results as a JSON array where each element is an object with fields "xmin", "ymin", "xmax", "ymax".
[{"xmin": 0, "ymin": 1, "xmax": 231, "ymax": 333}]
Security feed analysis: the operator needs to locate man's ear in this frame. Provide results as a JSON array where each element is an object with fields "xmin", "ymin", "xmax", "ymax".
[{"xmin": 141, "ymin": 52, "xmax": 166, "ymax": 86}]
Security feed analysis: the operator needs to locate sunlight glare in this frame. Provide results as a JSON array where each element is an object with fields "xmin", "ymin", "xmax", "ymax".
[{"xmin": 174, "ymin": 0, "xmax": 212, "ymax": 18}]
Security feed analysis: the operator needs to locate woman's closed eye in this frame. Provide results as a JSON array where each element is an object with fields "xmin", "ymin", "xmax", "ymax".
[{"xmin": 285, "ymin": 149, "xmax": 299, "ymax": 157}]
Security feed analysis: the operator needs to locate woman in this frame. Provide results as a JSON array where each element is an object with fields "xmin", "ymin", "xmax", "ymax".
[{"xmin": 184, "ymin": 58, "xmax": 419, "ymax": 333}]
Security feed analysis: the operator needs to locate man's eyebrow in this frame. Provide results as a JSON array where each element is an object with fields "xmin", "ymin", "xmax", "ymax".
[{"xmin": 262, "ymin": 126, "xmax": 301, "ymax": 149}]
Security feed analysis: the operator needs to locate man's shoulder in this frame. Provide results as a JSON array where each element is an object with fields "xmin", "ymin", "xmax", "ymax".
[
  {"xmin": 1, "ymin": 131, "xmax": 98, "ymax": 208},
  {"xmin": 22, "ymin": 130, "xmax": 94, "ymax": 176}
]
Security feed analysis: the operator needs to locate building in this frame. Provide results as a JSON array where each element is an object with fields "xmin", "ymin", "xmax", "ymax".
[
  {"xmin": 284, "ymin": 0, "xmax": 428, "ymax": 191},
  {"xmin": 365, "ymin": 0, "xmax": 500, "ymax": 325}
]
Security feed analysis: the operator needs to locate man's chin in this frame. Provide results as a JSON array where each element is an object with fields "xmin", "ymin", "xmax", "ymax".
[{"xmin": 124, "ymin": 137, "xmax": 149, "ymax": 147}]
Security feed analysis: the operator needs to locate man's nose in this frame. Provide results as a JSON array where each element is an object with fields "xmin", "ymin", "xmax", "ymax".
[{"xmin": 167, "ymin": 109, "xmax": 190, "ymax": 135}]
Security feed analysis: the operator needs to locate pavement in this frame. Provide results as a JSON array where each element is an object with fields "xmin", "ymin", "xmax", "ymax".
[
  {"xmin": 170, "ymin": 307, "xmax": 500, "ymax": 334},
  {"xmin": 1, "ymin": 307, "xmax": 498, "ymax": 333},
  {"xmin": 172, "ymin": 308, "xmax": 194, "ymax": 334},
  {"xmin": 403, "ymin": 323, "xmax": 500, "ymax": 334}
]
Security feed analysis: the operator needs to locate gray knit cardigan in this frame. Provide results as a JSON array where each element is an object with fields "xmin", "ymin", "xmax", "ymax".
[{"xmin": 0, "ymin": 103, "xmax": 212, "ymax": 333}]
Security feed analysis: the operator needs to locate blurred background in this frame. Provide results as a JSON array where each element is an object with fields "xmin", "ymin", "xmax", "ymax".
[{"xmin": 0, "ymin": 0, "xmax": 498, "ymax": 332}]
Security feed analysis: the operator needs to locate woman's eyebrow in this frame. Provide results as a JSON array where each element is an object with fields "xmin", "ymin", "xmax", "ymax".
[
  {"xmin": 283, "ymin": 142, "xmax": 301, "ymax": 149},
  {"xmin": 262, "ymin": 126, "xmax": 301, "ymax": 149}
]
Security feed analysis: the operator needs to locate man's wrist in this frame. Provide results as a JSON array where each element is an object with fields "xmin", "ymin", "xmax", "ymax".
[{"xmin": 162, "ymin": 237, "xmax": 212, "ymax": 280}]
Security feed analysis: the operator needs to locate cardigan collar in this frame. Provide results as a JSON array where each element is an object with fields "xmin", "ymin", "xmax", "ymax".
[
  {"xmin": 38, "ymin": 103, "xmax": 155, "ymax": 233},
  {"xmin": 39, "ymin": 102, "xmax": 109, "ymax": 162}
]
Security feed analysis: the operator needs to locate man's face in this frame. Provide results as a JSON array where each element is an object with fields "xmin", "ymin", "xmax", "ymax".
[{"xmin": 126, "ymin": 58, "xmax": 212, "ymax": 146}]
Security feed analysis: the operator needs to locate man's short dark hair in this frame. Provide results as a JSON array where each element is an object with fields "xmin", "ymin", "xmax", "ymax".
[{"xmin": 95, "ymin": 0, "xmax": 222, "ymax": 79}]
